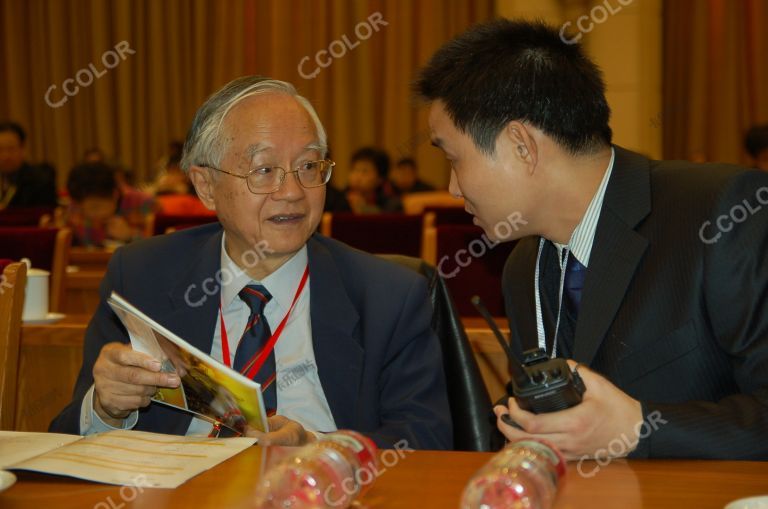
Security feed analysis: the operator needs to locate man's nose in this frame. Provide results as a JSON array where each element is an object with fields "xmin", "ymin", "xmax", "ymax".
[{"xmin": 271, "ymin": 169, "xmax": 305, "ymax": 200}]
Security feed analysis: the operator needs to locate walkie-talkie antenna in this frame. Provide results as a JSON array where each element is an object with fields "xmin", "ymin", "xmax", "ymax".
[{"xmin": 471, "ymin": 295, "xmax": 531, "ymax": 386}]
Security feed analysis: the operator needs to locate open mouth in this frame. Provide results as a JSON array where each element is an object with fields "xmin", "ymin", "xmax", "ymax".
[{"xmin": 267, "ymin": 213, "xmax": 305, "ymax": 225}]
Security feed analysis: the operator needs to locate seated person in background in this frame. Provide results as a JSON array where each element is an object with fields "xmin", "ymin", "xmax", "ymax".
[
  {"xmin": 346, "ymin": 147, "xmax": 401, "ymax": 213},
  {"xmin": 50, "ymin": 76, "xmax": 452, "ymax": 450},
  {"xmin": 63, "ymin": 162, "xmax": 152, "ymax": 247},
  {"xmin": 0, "ymin": 121, "xmax": 58, "ymax": 210},
  {"xmin": 320, "ymin": 145, "xmax": 351, "ymax": 212},
  {"xmin": 745, "ymin": 124, "xmax": 768, "ymax": 171},
  {"xmin": 81, "ymin": 147, "xmax": 157, "ymax": 216},
  {"xmin": 388, "ymin": 157, "xmax": 435, "ymax": 196},
  {"xmin": 152, "ymin": 151, "xmax": 215, "ymax": 215},
  {"xmin": 82, "ymin": 147, "xmax": 106, "ymax": 163},
  {"xmin": 154, "ymin": 151, "xmax": 194, "ymax": 195},
  {"xmin": 323, "ymin": 183, "xmax": 352, "ymax": 212}
]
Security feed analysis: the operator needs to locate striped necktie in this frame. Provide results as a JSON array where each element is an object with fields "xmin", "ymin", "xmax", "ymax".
[{"xmin": 235, "ymin": 284, "xmax": 276, "ymax": 416}]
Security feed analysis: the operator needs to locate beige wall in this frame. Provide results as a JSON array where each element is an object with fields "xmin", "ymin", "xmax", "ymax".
[{"xmin": 495, "ymin": 0, "xmax": 663, "ymax": 159}]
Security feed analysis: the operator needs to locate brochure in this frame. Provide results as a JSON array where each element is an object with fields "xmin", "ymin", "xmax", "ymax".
[{"xmin": 107, "ymin": 292, "xmax": 268, "ymax": 435}]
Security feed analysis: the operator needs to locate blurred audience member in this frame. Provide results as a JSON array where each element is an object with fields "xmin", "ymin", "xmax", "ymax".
[
  {"xmin": 388, "ymin": 157, "xmax": 435, "ymax": 195},
  {"xmin": 82, "ymin": 147, "xmax": 106, "ymax": 163},
  {"xmin": 0, "ymin": 121, "xmax": 58, "ymax": 210},
  {"xmin": 346, "ymin": 147, "xmax": 400, "ymax": 213},
  {"xmin": 154, "ymin": 150, "xmax": 194, "ymax": 195},
  {"xmin": 153, "ymin": 147, "xmax": 215, "ymax": 215},
  {"xmin": 745, "ymin": 124, "xmax": 768, "ymax": 171},
  {"xmin": 321, "ymin": 145, "xmax": 351, "ymax": 212},
  {"xmin": 80, "ymin": 147, "xmax": 156, "ymax": 215},
  {"xmin": 64, "ymin": 162, "xmax": 152, "ymax": 247},
  {"xmin": 324, "ymin": 184, "xmax": 352, "ymax": 212},
  {"xmin": 153, "ymin": 141, "xmax": 194, "ymax": 196}
]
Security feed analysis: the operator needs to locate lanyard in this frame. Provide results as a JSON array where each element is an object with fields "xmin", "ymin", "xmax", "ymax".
[
  {"xmin": 534, "ymin": 238, "xmax": 569, "ymax": 357},
  {"xmin": 219, "ymin": 264, "xmax": 310, "ymax": 380}
]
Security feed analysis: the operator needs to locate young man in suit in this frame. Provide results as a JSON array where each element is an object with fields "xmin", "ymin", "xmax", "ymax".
[
  {"xmin": 51, "ymin": 77, "xmax": 452, "ymax": 450},
  {"xmin": 416, "ymin": 19, "xmax": 768, "ymax": 460}
]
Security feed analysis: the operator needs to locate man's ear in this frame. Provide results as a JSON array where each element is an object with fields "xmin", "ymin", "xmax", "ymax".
[
  {"xmin": 188, "ymin": 166, "xmax": 217, "ymax": 210},
  {"xmin": 503, "ymin": 121, "xmax": 538, "ymax": 174}
]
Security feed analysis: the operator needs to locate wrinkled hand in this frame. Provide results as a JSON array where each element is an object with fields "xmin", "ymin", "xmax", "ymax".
[
  {"xmin": 494, "ymin": 361, "xmax": 643, "ymax": 460},
  {"xmin": 93, "ymin": 342, "xmax": 180, "ymax": 427},
  {"xmin": 246, "ymin": 415, "xmax": 316, "ymax": 446}
]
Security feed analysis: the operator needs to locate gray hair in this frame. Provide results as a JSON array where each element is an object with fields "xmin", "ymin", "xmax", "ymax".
[{"xmin": 180, "ymin": 76, "xmax": 328, "ymax": 173}]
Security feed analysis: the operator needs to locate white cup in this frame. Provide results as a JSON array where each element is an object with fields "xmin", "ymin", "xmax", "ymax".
[
  {"xmin": 725, "ymin": 496, "xmax": 768, "ymax": 509},
  {"xmin": 21, "ymin": 258, "xmax": 50, "ymax": 321}
]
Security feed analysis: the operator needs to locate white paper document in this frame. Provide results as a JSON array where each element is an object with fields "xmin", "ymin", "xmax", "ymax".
[{"xmin": 1, "ymin": 429, "xmax": 256, "ymax": 488}]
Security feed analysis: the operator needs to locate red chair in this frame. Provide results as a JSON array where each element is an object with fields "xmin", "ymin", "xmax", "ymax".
[
  {"xmin": 0, "ymin": 207, "xmax": 54, "ymax": 227},
  {"xmin": 325, "ymin": 213, "xmax": 424, "ymax": 258},
  {"xmin": 433, "ymin": 224, "xmax": 517, "ymax": 317},
  {"xmin": 151, "ymin": 214, "xmax": 219, "ymax": 236},
  {"xmin": 0, "ymin": 227, "xmax": 72, "ymax": 312},
  {"xmin": 424, "ymin": 206, "xmax": 474, "ymax": 227}
]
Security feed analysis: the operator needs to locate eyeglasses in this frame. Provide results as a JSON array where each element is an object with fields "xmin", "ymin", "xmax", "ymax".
[{"xmin": 203, "ymin": 159, "xmax": 335, "ymax": 195}]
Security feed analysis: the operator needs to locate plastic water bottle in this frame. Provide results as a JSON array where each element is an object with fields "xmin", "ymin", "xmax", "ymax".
[
  {"xmin": 254, "ymin": 430, "xmax": 379, "ymax": 509},
  {"xmin": 461, "ymin": 438, "xmax": 566, "ymax": 509}
]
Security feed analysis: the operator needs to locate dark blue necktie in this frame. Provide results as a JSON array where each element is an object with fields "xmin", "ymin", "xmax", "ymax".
[
  {"xmin": 235, "ymin": 284, "xmax": 276, "ymax": 415},
  {"xmin": 564, "ymin": 252, "xmax": 587, "ymax": 318}
]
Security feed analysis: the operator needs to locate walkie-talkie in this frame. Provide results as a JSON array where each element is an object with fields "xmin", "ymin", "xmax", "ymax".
[{"xmin": 471, "ymin": 296, "xmax": 585, "ymax": 413}]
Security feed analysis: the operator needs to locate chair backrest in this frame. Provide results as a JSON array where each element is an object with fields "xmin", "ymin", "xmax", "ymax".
[
  {"xmin": 433, "ymin": 224, "xmax": 517, "ymax": 317},
  {"xmin": 152, "ymin": 214, "xmax": 219, "ymax": 236},
  {"xmin": 401, "ymin": 191, "xmax": 464, "ymax": 215},
  {"xmin": 0, "ymin": 207, "xmax": 54, "ymax": 227},
  {"xmin": 0, "ymin": 227, "xmax": 72, "ymax": 313},
  {"xmin": 0, "ymin": 262, "xmax": 27, "ymax": 430},
  {"xmin": 328, "ymin": 213, "xmax": 424, "ymax": 258},
  {"xmin": 377, "ymin": 254, "xmax": 495, "ymax": 451},
  {"xmin": 424, "ymin": 206, "xmax": 474, "ymax": 227}
]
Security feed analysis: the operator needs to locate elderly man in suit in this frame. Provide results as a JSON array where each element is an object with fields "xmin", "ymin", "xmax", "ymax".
[
  {"xmin": 416, "ymin": 19, "xmax": 768, "ymax": 460},
  {"xmin": 51, "ymin": 77, "xmax": 452, "ymax": 450}
]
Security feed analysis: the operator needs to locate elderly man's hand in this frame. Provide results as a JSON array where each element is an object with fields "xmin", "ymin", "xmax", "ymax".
[
  {"xmin": 493, "ymin": 361, "xmax": 645, "ymax": 460},
  {"xmin": 93, "ymin": 342, "xmax": 181, "ymax": 427},
  {"xmin": 246, "ymin": 415, "xmax": 316, "ymax": 446}
]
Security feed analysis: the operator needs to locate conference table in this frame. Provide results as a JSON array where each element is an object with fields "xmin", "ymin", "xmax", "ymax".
[{"xmin": 1, "ymin": 446, "xmax": 767, "ymax": 508}]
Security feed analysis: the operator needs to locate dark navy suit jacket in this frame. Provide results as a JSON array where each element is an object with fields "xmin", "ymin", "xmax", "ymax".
[
  {"xmin": 504, "ymin": 147, "xmax": 768, "ymax": 459},
  {"xmin": 50, "ymin": 226, "xmax": 453, "ymax": 450}
]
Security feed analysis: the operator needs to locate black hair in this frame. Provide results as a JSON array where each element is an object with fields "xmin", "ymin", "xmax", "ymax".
[
  {"xmin": 351, "ymin": 147, "xmax": 390, "ymax": 178},
  {"xmin": 414, "ymin": 18, "xmax": 612, "ymax": 155},
  {"xmin": 0, "ymin": 121, "xmax": 26, "ymax": 145},
  {"xmin": 396, "ymin": 157, "xmax": 417, "ymax": 169},
  {"xmin": 67, "ymin": 162, "xmax": 117, "ymax": 202},
  {"xmin": 745, "ymin": 124, "xmax": 768, "ymax": 158}
]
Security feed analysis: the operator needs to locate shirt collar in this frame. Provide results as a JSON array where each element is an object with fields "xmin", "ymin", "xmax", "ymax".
[
  {"xmin": 555, "ymin": 147, "xmax": 615, "ymax": 267},
  {"xmin": 220, "ymin": 232, "xmax": 308, "ymax": 314}
]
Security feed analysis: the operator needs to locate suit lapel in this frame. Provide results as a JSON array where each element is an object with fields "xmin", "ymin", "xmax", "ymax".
[
  {"xmin": 165, "ymin": 229, "xmax": 223, "ymax": 361},
  {"xmin": 573, "ymin": 147, "xmax": 651, "ymax": 365},
  {"xmin": 306, "ymin": 235, "xmax": 363, "ymax": 429}
]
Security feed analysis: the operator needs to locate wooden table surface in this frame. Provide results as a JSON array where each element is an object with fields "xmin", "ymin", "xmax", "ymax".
[{"xmin": 2, "ymin": 446, "xmax": 767, "ymax": 509}]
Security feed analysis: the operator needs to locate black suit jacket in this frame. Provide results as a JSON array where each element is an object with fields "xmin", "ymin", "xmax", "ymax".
[
  {"xmin": 3, "ymin": 162, "xmax": 58, "ymax": 208},
  {"xmin": 50, "ymin": 226, "xmax": 453, "ymax": 450},
  {"xmin": 503, "ymin": 146, "xmax": 768, "ymax": 460}
]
